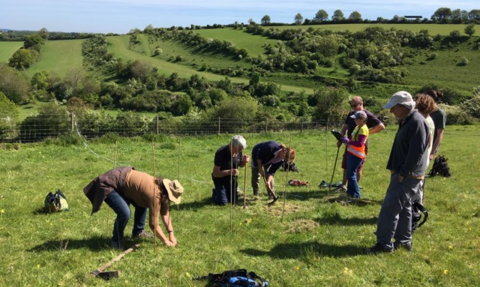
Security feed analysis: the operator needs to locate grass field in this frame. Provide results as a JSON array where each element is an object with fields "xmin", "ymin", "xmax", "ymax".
[
  {"xmin": 107, "ymin": 35, "xmax": 314, "ymax": 94},
  {"xmin": 277, "ymin": 23, "xmax": 479, "ymax": 36},
  {"xmin": 1, "ymin": 125, "xmax": 479, "ymax": 286},
  {"xmin": 25, "ymin": 39, "xmax": 85, "ymax": 77},
  {"xmin": 0, "ymin": 41, "xmax": 23, "ymax": 63},
  {"xmin": 195, "ymin": 28, "xmax": 278, "ymax": 57}
]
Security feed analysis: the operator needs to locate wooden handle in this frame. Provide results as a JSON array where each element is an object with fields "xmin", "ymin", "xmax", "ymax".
[{"xmin": 94, "ymin": 244, "xmax": 140, "ymax": 273}]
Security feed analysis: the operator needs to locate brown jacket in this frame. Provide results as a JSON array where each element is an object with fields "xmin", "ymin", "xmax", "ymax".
[
  {"xmin": 84, "ymin": 167, "xmax": 163, "ymax": 224},
  {"xmin": 83, "ymin": 167, "xmax": 134, "ymax": 214}
]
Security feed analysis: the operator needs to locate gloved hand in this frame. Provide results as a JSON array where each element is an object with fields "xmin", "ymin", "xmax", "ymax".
[{"xmin": 342, "ymin": 137, "xmax": 349, "ymax": 144}]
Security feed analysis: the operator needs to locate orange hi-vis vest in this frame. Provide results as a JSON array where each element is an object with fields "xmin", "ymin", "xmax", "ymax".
[{"xmin": 347, "ymin": 125, "xmax": 368, "ymax": 159}]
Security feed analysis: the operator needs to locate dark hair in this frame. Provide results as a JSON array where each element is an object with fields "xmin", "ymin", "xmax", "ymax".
[{"xmin": 425, "ymin": 90, "xmax": 443, "ymax": 103}]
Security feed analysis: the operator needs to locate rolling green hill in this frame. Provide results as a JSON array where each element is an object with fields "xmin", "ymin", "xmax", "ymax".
[
  {"xmin": 276, "ymin": 23, "xmax": 479, "ymax": 36},
  {"xmin": 0, "ymin": 41, "xmax": 23, "ymax": 63},
  {"xmin": 107, "ymin": 35, "xmax": 313, "ymax": 94},
  {"xmin": 26, "ymin": 39, "xmax": 85, "ymax": 76},
  {"xmin": 3, "ymin": 23, "xmax": 480, "ymax": 104}
]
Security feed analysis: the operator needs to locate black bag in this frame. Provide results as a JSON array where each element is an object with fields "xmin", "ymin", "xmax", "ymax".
[
  {"xmin": 412, "ymin": 201, "xmax": 428, "ymax": 233},
  {"xmin": 428, "ymin": 155, "xmax": 451, "ymax": 177},
  {"xmin": 282, "ymin": 161, "xmax": 298, "ymax": 172},
  {"xmin": 194, "ymin": 269, "xmax": 269, "ymax": 287},
  {"xmin": 44, "ymin": 190, "xmax": 70, "ymax": 213}
]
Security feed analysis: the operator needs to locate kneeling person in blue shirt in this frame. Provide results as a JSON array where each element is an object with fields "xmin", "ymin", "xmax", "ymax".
[{"xmin": 212, "ymin": 135, "xmax": 249, "ymax": 205}]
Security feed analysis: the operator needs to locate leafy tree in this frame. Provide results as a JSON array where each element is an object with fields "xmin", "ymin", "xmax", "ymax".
[
  {"xmin": 465, "ymin": 24, "xmax": 475, "ymax": 37},
  {"xmin": 431, "ymin": 7, "xmax": 452, "ymax": 22},
  {"xmin": 469, "ymin": 9, "xmax": 480, "ymax": 21},
  {"xmin": 312, "ymin": 87, "xmax": 349, "ymax": 122},
  {"xmin": 348, "ymin": 11, "xmax": 362, "ymax": 22},
  {"xmin": 39, "ymin": 28, "xmax": 49, "ymax": 40},
  {"xmin": 8, "ymin": 48, "xmax": 39, "ymax": 69},
  {"xmin": 170, "ymin": 94, "xmax": 192, "ymax": 116},
  {"xmin": 261, "ymin": 15, "xmax": 271, "ymax": 25},
  {"xmin": 313, "ymin": 9, "xmax": 329, "ymax": 23},
  {"xmin": 294, "ymin": 13, "xmax": 304, "ymax": 25},
  {"xmin": 451, "ymin": 9, "xmax": 468, "ymax": 23},
  {"xmin": 449, "ymin": 30, "xmax": 461, "ymax": 41},
  {"xmin": 332, "ymin": 9, "xmax": 345, "ymax": 22},
  {"xmin": 209, "ymin": 96, "xmax": 259, "ymax": 131},
  {"xmin": 0, "ymin": 63, "xmax": 30, "ymax": 104},
  {"xmin": 24, "ymin": 34, "xmax": 45, "ymax": 51}
]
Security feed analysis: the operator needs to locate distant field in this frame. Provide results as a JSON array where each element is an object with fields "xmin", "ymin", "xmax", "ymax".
[
  {"xmin": 276, "ymin": 23, "xmax": 478, "ymax": 36},
  {"xmin": 0, "ymin": 41, "xmax": 23, "ymax": 63},
  {"xmin": 196, "ymin": 28, "xmax": 278, "ymax": 56},
  {"xmin": 107, "ymin": 35, "xmax": 313, "ymax": 94},
  {"xmin": 26, "ymin": 39, "xmax": 85, "ymax": 77}
]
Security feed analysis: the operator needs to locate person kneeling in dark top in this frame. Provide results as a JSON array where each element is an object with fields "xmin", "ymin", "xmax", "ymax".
[{"xmin": 212, "ymin": 135, "xmax": 249, "ymax": 205}]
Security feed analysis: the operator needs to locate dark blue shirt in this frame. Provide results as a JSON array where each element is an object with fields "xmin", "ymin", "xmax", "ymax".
[{"xmin": 252, "ymin": 141, "xmax": 284, "ymax": 176}]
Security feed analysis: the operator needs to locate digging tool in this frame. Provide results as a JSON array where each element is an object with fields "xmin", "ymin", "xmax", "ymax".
[
  {"xmin": 262, "ymin": 176, "xmax": 279, "ymax": 206},
  {"xmin": 91, "ymin": 244, "xmax": 140, "ymax": 280},
  {"xmin": 329, "ymin": 145, "xmax": 341, "ymax": 193}
]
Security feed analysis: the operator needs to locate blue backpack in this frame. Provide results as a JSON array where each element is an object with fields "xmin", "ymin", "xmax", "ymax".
[{"xmin": 195, "ymin": 269, "xmax": 269, "ymax": 287}]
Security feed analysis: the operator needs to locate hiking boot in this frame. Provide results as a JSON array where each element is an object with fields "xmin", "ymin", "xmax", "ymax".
[
  {"xmin": 111, "ymin": 240, "xmax": 124, "ymax": 250},
  {"xmin": 132, "ymin": 230, "xmax": 153, "ymax": 240},
  {"xmin": 365, "ymin": 243, "xmax": 394, "ymax": 255},
  {"xmin": 394, "ymin": 241, "xmax": 412, "ymax": 251}
]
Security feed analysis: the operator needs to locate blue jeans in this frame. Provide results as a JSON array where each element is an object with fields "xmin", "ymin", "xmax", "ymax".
[
  {"xmin": 346, "ymin": 153, "xmax": 363, "ymax": 198},
  {"xmin": 212, "ymin": 178, "xmax": 238, "ymax": 205},
  {"xmin": 104, "ymin": 190, "xmax": 147, "ymax": 242}
]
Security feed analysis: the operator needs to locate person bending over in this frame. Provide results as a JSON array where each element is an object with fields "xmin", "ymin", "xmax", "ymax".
[
  {"xmin": 251, "ymin": 141, "xmax": 295, "ymax": 200},
  {"xmin": 84, "ymin": 167, "xmax": 183, "ymax": 249}
]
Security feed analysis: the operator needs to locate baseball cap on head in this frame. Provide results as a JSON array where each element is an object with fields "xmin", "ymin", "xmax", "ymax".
[
  {"xmin": 350, "ymin": 110, "xmax": 367, "ymax": 119},
  {"xmin": 383, "ymin": 91, "xmax": 416, "ymax": 109}
]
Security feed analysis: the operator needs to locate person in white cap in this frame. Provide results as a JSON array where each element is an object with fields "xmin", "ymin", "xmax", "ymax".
[
  {"xmin": 367, "ymin": 91, "xmax": 430, "ymax": 254},
  {"xmin": 84, "ymin": 167, "xmax": 183, "ymax": 249}
]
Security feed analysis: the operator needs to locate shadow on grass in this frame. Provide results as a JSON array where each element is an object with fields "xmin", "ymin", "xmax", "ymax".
[
  {"xmin": 314, "ymin": 213, "xmax": 378, "ymax": 226},
  {"xmin": 28, "ymin": 235, "xmax": 120, "ymax": 252},
  {"xmin": 241, "ymin": 241, "xmax": 365, "ymax": 258},
  {"xmin": 172, "ymin": 196, "xmax": 214, "ymax": 211}
]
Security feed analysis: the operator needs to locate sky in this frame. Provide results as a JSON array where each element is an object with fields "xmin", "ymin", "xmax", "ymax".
[{"xmin": 1, "ymin": 0, "xmax": 478, "ymax": 34}]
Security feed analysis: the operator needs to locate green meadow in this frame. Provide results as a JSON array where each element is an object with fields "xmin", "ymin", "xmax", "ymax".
[
  {"xmin": 25, "ymin": 39, "xmax": 85, "ymax": 77},
  {"xmin": 278, "ymin": 23, "xmax": 479, "ymax": 36},
  {"xmin": 1, "ymin": 125, "xmax": 479, "ymax": 286},
  {"xmin": 0, "ymin": 41, "xmax": 23, "ymax": 63}
]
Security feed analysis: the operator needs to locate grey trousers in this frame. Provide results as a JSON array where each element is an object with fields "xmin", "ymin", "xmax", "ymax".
[
  {"xmin": 376, "ymin": 173, "xmax": 421, "ymax": 249},
  {"xmin": 251, "ymin": 166, "xmax": 275, "ymax": 196}
]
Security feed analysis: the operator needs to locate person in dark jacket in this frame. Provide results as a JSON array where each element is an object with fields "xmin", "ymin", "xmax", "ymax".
[
  {"xmin": 366, "ymin": 91, "xmax": 429, "ymax": 254},
  {"xmin": 84, "ymin": 167, "xmax": 183, "ymax": 249},
  {"xmin": 211, "ymin": 135, "xmax": 249, "ymax": 205},
  {"xmin": 251, "ymin": 141, "xmax": 295, "ymax": 201}
]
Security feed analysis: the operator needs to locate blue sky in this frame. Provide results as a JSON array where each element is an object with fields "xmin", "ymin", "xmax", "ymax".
[{"xmin": 2, "ymin": 0, "xmax": 478, "ymax": 34}]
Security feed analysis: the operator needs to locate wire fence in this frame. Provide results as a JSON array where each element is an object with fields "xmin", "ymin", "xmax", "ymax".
[{"xmin": 1, "ymin": 113, "xmax": 344, "ymax": 143}]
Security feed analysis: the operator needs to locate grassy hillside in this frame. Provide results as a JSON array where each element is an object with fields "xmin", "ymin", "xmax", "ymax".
[
  {"xmin": 26, "ymin": 39, "xmax": 85, "ymax": 77},
  {"xmin": 107, "ymin": 35, "xmax": 313, "ymax": 94},
  {"xmin": 0, "ymin": 41, "xmax": 23, "ymax": 63},
  {"xmin": 279, "ymin": 23, "xmax": 479, "ymax": 36},
  {"xmin": 195, "ymin": 28, "xmax": 278, "ymax": 56}
]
